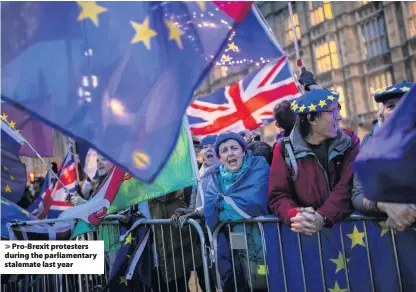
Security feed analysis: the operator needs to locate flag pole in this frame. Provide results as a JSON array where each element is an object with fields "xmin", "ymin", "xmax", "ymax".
[
  {"xmin": 288, "ymin": 1, "xmax": 302, "ymax": 75},
  {"xmin": 1, "ymin": 120, "xmax": 71, "ymax": 194},
  {"xmin": 183, "ymin": 116, "xmax": 204, "ymax": 203},
  {"xmin": 69, "ymin": 138, "xmax": 81, "ymax": 184}
]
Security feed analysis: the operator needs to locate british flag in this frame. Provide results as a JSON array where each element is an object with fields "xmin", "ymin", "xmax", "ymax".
[
  {"xmin": 188, "ymin": 56, "xmax": 301, "ymax": 136},
  {"xmin": 29, "ymin": 148, "xmax": 78, "ymax": 219}
]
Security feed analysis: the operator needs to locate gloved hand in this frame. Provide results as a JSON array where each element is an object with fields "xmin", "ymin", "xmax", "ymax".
[
  {"xmin": 69, "ymin": 193, "xmax": 87, "ymax": 206},
  {"xmin": 171, "ymin": 208, "xmax": 201, "ymax": 228},
  {"xmin": 298, "ymin": 67, "xmax": 317, "ymax": 91}
]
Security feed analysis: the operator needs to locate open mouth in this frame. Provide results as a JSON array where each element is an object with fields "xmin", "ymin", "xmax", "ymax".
[
  {"xmin": 206, "ymin": 153, "xmax": 214, "ymax": 159},
  {"xmin": 228, "ymin": 158, "xmax": 237, "ymax": 166}
]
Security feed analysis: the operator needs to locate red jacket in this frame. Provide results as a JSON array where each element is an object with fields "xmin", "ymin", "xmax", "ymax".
[{"xmin": 268, "ymin": 126, "xmax": 360, "ymax": 226}]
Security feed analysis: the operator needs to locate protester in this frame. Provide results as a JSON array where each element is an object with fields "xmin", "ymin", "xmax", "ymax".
[
  {"xmin": 69, "ymin": 153, "xmax": 119, "ymax": 272},
  {"xmin": 149, "ymin": 189, "xmax": 205, "ymax": 292},
  {"xmin": 172, "ymin": 135, "xmax": 219, "ymax": 225},
  {"xmin": 273, "ymin": 100, "xmax": 297, "ymax": 143},
  {"xmin": 203, "ymin": 132, "xmax": 270, "ymax": 291},
  {"xmin": 352, "ymin": 81, "xmax": 416, "ymax": 231},
  {"xmin": 248, "ymin": 141, "xmax": 273, "ymax": 166},
  {"xmin": 268, "ymin": 88, "xmax": 360, "ymax": 235}
]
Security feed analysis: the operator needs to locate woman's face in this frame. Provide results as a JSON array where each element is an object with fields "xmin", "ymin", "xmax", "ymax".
[
  {"xmin": 311, "ymin": 102, "xmax": 342, "ymax": 139},
  {"xmin": 218, "ymin": 139, "xmax": 244, "ymax": 173}
]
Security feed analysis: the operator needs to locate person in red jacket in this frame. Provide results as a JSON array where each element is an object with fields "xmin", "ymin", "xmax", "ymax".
[{"xmin": 268, "ymin": 88, "xmax": 360, "ymax": 236}]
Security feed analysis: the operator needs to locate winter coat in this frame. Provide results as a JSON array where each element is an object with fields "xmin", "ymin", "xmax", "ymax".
[
  {"xmin": 148, "ymin": 189, "xmax": 202, "ymax": 283},
  {"xmin": 268, "ymin": 125, "xmax": 360, "ymax": 226},
  {"xmin": 203, "ymin": 151, "xmax": 270, "ymax": 231}
]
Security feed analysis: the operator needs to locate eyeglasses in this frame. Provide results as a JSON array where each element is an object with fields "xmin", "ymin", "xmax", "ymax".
[{"xmin": 321, "ymin": 103, "xmax": 342, "ymax": 115}]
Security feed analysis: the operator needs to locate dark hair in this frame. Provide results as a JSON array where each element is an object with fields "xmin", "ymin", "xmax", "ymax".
[
  {"xmin": 247, "ymin": 141, "xmax": 273, "ymax": 166},
  {"xmin": 273, "ymin": 101, "xmax": 296, "ymax": 136},
  {"xmin": 298, "ymin": 113, "xmax": 321, "ymax": 138}
]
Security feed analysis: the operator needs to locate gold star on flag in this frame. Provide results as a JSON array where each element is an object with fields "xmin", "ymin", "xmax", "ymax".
[
  {"xmin": 10, "ymin": 175, "xmax": 15, "ymax": 181},
  {"xmin": 347, "ymin": 225, "xmax": 366, "ymax": 248},
  {"xmin": 9, "ymin": 121, "xmax": 16, "ymax": 128},
  {"xmin": 3, "ymin": 165, "xmax": 9, "ymax": 171},
  {"xmin": 308, "ymin": 104, "xmax": 317, "ymax": 111},
  {"xmin": 4, "ymin": 185, "xmax": 12, "ymax": 193},
  {"xmin": 124, "ymin": 233, "xmax": 134, "ymax": 245},
  {"xmin": 77, "ymin": 1, "xmax": 107, "ymax": 27},
  {"xmin": 328, "ymin": 281, "xmax": 348, "ymax": 292},
  {"xmin": 387, "ymin": 87, "xmax": 396, "ymax": 92},
  {"xmin": 331, "ymin": 91, "xmax": 339, "ymax": 96},
  {"xmin": 291, "ymin": 101, "xmax": 298, "ymax": 111},
  {"xmin": 221, "ymin": 54, "xmax": 232, "ymax": 62},
  {"xmin": 298, "ymin": 105, "xmax": 306, "ymax": 113},
  {"xmin": 119, "ymin": 276, "xmax": 128, "ymax": 286},
  {"xmin": 226, "ymin": 42, "xmax": 239, "ymax": 52},
  {"xmin": 327, "ymin": 95, "xmax": 335, "ymax": 101},
  {"xmin": 318, "ymin": 100, "xmax": 327, "ymax": 108},
  {"xmin": 197, "ymin": 1, "xmax": 206, "ymax": 11},
  {"xmin": 165, "ymin": 20, "xmax": 184, "ymax": 49},
  {"xmin": 378, "ymin": 221, "xmax": 390, "ymax": 237},
  {"xmin": 1, "ymin": 113, "xmax": 8, "ymax": 121},
  {"xmin": 130, "ymin": 17, "xmax": 158, "ymax": 50},
  {"xmin": 330, "ymin": 251, "xmax": 350, "ymax": 273},
  {"xmin": 401, "ymin": 86, "xmax": 410, "ymax": 92},
  {"xmin": 376, "ymin": 87, "xmax": 387, "ymax": 94}
]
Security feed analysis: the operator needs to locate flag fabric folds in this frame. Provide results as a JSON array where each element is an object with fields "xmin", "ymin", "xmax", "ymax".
[
  {"xmin": 105, "ymin": 216, "xmax": 152, "ymax": 291},
  {"xmin": 2, "ymin": 1, "xmax": 254, "ymax": 182},
  {"xmin": 1, "ymin": 101, "xmax": 54, "ymax": 157},
  {"xmin": 189, "ymin": 56, "xmax": 300, "ymax": 136},
  {"xmin": 69, "ymin": 126, "xmax": 194, "ymax": 239},
  {"xmin": 353, "ymin": 83, "xmax": 416, "ymax": 203},
  {"xmin": 29, "ymin": 148, "xmax": 78, "ymax": 219},
  {"xmin": 1, "ymin": 121, "xmax": 27, "ymax": 204}
]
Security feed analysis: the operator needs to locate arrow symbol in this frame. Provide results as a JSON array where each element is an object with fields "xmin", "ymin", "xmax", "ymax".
[{"xmin": 5, "ymin": 244, "xmax": 10, "ymax": 249}]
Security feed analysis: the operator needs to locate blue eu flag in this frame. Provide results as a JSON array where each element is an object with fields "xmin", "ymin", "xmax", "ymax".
[
  {"xmin": 2, "ymin": 1, "xmax": 252, "ymax": 182},
  {"xmin": 1, "ymin": 121, "xmax": 27, "ymax": 204}
]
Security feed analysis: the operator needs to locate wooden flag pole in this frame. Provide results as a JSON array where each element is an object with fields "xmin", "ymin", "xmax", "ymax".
[{"xmin": 183, "ymin": 115, "xmax": 205, "ymax": 204}]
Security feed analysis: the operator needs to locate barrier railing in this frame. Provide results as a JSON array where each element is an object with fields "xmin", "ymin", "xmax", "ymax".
[
  {"xmin": 211, "ymin": 215, "xmax": 416, "ymax": 292},
  {"xmin": 4, "ymin": 214, "xmax": 416, "ymax": 292},
  {"xmin": 2, "ymin": 217, "xmax": 212, "ymax": 292}
]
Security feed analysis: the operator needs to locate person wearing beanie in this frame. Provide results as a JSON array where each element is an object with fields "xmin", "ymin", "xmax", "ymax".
[
  {"xmin": 203, "ymin": 131, "xmax": 270, "ymax": 291},
  {"xmin": 172, "ymin": 134, "xmax": 219, "ymax": 229},
  {"xmin": 352, "ymin": 81, "xmax": 416, "ymax": 231},
  {"xmin": 269, "ymin": 88, "xmax": 360, "ymax": 235}
]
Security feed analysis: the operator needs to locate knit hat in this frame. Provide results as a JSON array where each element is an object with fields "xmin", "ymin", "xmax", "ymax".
[
  {"xmin": 200, "ymin": 135, "xmax": 217, "ymax": 148},
  {"xmin": 214, "ymin": 132, "xmax": 247, "ymax": 155},
  {"xmin": 291, "ymin": 88, "xmax": 340, "ymax": 114},
  {"xmin": 374, "ymin": 81, "xmax": 413, "ymax": 104}
]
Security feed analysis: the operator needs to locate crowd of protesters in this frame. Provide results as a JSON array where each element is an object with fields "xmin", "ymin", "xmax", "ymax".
[{"xmin": 16, "ymin": 68, "xmax": 414, "ymax": 292}]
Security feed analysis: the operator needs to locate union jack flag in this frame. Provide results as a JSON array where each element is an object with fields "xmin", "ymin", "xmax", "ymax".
[
  {"xmin": 188, "ymin": 56, "xmax": 301, "ymax": 136},
  {"xmin": 29, "ymin": 148, "xmax": 78, "ymax": 219}
]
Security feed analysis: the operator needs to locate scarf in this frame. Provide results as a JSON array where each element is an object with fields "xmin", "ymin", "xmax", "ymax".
[{"xmin": 219, "ymin": 155, "xmax": 249, "ymax": 192}]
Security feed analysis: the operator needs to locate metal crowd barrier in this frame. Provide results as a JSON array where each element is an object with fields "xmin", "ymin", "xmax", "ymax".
[
  {"xmin": 211, "ymin": 215, "xmax": 416, "ymax": 292},
  {"xmin": 2, "ymin": 217, "xmax": 212, "ymax": 292}
]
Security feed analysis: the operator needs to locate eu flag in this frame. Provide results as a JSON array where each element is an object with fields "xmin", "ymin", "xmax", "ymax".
[
  {"xmin": 1, "ymin": 121, "xmax": 27, "ymax": 204},
  {"xmin": 1, "ymin": 197, "xmax": 36, "ymax": 239},
  {"xmin": 1, "ymin": 101, "xmax": 54, "ymax": 157},
  {"xmin": 353, "ymin": 83, "xmax": 416, "ymax": 203},
  {"xmin": 2, "ymin": 1, "xmax": 253, "ymax": 182}
]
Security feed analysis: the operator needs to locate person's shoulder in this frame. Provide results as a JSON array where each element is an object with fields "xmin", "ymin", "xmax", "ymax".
[{"xmin": 342, "ymin": 128, "xmax": 360, "ymax": 144}]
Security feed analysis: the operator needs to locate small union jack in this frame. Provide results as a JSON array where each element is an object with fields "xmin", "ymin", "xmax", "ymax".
[
  {"xmin": 29, "ymin": 148, "xmax": 78, "ymax": 219},
  {"xmin": 188, "ymin": 57, "xmax": 301, "ymax": 137}
]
